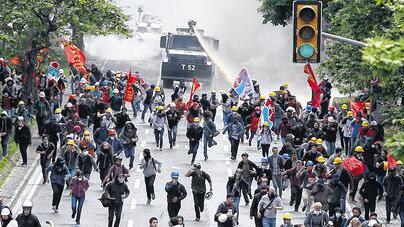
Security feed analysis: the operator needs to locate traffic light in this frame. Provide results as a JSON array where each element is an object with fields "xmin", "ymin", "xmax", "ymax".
[{"xmin": 293, "ymin": 1, "xmax": 322, "ymax": 63}]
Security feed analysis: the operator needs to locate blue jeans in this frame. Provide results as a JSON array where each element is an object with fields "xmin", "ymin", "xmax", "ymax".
[
  {"xmin": 262, "ymin": 217, "xmax": 276, "ymax": 227},
  {"xmin": 273, "ymin": 118, "xmax": 281, "ymax": 131},
  {"xmin": 71, "ymin": 195, "xmax": 85, "ymax": 222},
  {"xmin": 168, "ymin": 125, "xmax": 178, "ymax": 146},
  {"xmin": 189, "ymin": 141, "xmax": 200, "ymax": 163},
  {"xmin": 223, "ymin": 111, "xmax": 231, "ymax": 127},
  {"xmin": 399, "ymin": 210, "xmax": 404, "ymax": 227},
  {"xmin": 154, "ymin": 128, "xmax": 164, "ymax": 149},
  {"xmin": 141, "ymin": 103, "xmax": 152, "ymax": 121},
  {"xmin": 326, "ymin": 141, "xmax": 336, "ymax": 155},
  {"xmin": 1, "ymin": 135, "xmax": 10, "ymax": 157}
]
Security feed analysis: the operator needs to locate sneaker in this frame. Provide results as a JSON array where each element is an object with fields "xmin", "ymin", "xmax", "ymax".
[
  {"xmin": 76, "ymin": 220, "xmax": 80, "ymax": 225},
  {"xmin": 159, "ymin": 147, "xmax": 162, "ymax": 151},
  {"xmin": 302, "ymin": 205, "xmax": 307, "ymax": 212},
  {"xmin": 170, "ymin": 143, "xmax": 173, "ymax": 149},
  {"xmin": 204, "ymin": 157, "xmax": 208, "ymax": 161},
  {"xmin": 289, "ymin": 201, "xmax": 294, "ymax": 206},
  {"xmin": 294, "ymin": 208, "xmax": 298, "ymax": 212},
  {"xmin": 146, "ymin": 199, "xmax": 151, "ymax": 205},
  {"xmin": 151, "ymin": 193, "xmax": 155, "ymax": 200},
  {"xmin": 72, "ymin": 211, "xmax": 76, "ymax": 219},
  {"xmin": 52, "ymin": 206, "xmax": 56, "ymax": 212},
  {"xmin": 245, "ymin": 202, "xmax": 249, "ymax": 206},
  {"xmin": 195, "ymin": 218, "xmax": 200, "ymax": 221},
  {"xmin": 55, "ymin": 209, "xmax": 58, "ymax": 213}
]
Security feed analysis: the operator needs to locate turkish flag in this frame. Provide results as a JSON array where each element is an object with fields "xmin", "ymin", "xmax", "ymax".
[
  {"xmin": 350, "ymin": 100, "xmax": 364, "ymax": 117},
  {"xmin": 387, "ymin": 154, "xmax": 397, "ymax": 169},
  {"xmin": 342, "ymin": 156, "xmax": 366, "ymax": 177},
  {"xmin": 62, "ymin": 41, "xmax": 87, "ymax": 73},
  {"xmin": 186, "ymin": 78, "xmax": 201, "ymax": 109},
  {"xmin": 304, "ymin": 63, "xmax": 321, "ymax": 107},
  {"xmin": 124, "ymin": 70, "xmax": 137, "ymax": 103}
]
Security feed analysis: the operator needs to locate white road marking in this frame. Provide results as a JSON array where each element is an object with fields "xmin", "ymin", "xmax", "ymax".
[
  {"xmin": 224, "ymin": 145, "xmax": 229, "ymax": 152},
  {"xmin": 12, "ymin": 165, "xmax": 42, "ymax": 215},
  {"xmin": 141, "ymin": 140, "xmax": 146, "ymax": 148},
  {"xmin": 172, "ymin": 166, "xmax": 182, "ymax": 170},
  {"xmin": 134, "ymin": 179, "xmax": 140, "ymax": 189},
  {"xmin": 138, "ymin": 151, "xmax": 142, "ymax": 161},
  {"xmin": 130, "ymin": 198, "xmax": 137, "ymax": 209},
  {"xmin": 145, "ymin": 129, "xmax": 150, "ymax": 135},
  {"xmin": 127, "ymin": 219, "xmax": 134, "ymax": 227},
  {"xmin": 225, "ymin": 160, "xmax": 230, "ymax": 165}
]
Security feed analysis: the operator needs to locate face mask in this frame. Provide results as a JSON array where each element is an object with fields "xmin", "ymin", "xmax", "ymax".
[
  {"xmin": 110, "ymin": 137, "xmax": 114, "ymax": 140},
  {"xmin": 313, "ymin": 210, "xmax": 321, "ymax": 215},
  {"xmin": 78, "ymin": 177, "xmax": 83, "ymax": 181},
  {"xmin": 335, "ymin": 212, "xmax": 341, "ymax": 218}
]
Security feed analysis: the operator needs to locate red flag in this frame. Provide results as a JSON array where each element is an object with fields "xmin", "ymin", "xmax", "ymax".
[
  {"xmin": 304, "ymin": 63, "xmax": 321, "ymax": 107},
  {"xmin": 387, "ymin": 154, "xmax": 397, "ymax": 169},
  {"xmin": 124, "ymin": 70, "xmax": 137, "ymax": 102},
  {"xmin": 342, "ymin": 156, "xmax": 366, "ymax": 177},
  {"xmin": 62, "ymin": 41, "xmax": 86, "ymax": 73},
  {"xmin": 186, "ymin": 78, "xmax": 201, "ymax": 109},
  {"xmin": 350, "ymin": 100, "xmax": 364, "ymax": 117}
]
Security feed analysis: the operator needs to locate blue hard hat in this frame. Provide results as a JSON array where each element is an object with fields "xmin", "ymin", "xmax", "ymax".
[
  {"xmin": 261, "ymin": 157, "xmax": 269, "ymax": 163},
  {"xmin": 171, "ymin": 171, "xmax": 179, "ymax": 178},
  {"xmin": 282, "ymin": 154, "xmax": 290, "ymax": 160},
  {"xmin": 306, "ymin": 105, "xmax": 312, "ymax": 111},
  {"xmin": 306, "ymin": 161, "xmax": 314, "ymax": 166}
]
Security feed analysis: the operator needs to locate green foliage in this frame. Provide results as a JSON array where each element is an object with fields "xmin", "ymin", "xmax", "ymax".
[
  {"xmin": 0, "ymin": 0, "xmax": 132, "ymax": 58},
  {"xmin": 363, "ymin": 38, "xmax": 404, "ymax": 72},
  {"xmin": 258, "ymin": 0, "xmax": 294, "ymax": 26}
]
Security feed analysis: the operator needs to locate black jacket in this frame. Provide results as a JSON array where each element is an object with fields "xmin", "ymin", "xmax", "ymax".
[
  {"xmin": 14, "ymin": 125, "xmax": 31, "ymax": 145},
  {"xmin": 166, "ymin": 109, "xmax": 181, "ymax": 128},
  {"xmin": 114, "ymin": 113, "xmax": 131, "ymax": 129},
  {"xmin": 15, "ymin": 213, "xmax": 41, "ymax": 227},
  {"xmin": 105, "ymin": 180, "xmax": 130, "ymax": 205},
  {"xmin": 383, "ymin": 174, "xmax": 403, "ymax": 198},
  {"xmin": 359, "ymin": 179, "xmax": 383, "ymax": 200},
  {"xmin": 0, "ymin": 117, "xmax": 12, "ymax": 134},
  {"xmin": 250, "ymin": 191, "xmax": 265, "ymax": 217},
  {"xmin": 97, "ymin": 149, "xmax": 114, "ymax": 170},
  {"xmin": 186, "ymin": 125, "xmax": 203, "ymax": 141},
  {"xmin": 165, "ymin": 181, "xmax": 187, "ymax": 202},
  {"xmin": 78, "ymin": 103, "xmax": 92, "ymax": 118}
]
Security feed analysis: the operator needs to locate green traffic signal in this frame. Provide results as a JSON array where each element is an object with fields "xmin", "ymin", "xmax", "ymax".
[{"xmin": 299, "ymin": 44, "xmax": 315, "ymax": 58}]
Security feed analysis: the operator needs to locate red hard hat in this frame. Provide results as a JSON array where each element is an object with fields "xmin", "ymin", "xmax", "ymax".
[
  {"xmin": 69, "ymin": 94, "xmax": 76, "ymax": 100},
  {"xmin": 73, "ymin": 125, "xmax": 81, "ymax": 133}
]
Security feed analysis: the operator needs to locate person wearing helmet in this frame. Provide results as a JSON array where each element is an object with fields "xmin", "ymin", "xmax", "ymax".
[
  {"xmin": 185, "ymin": 163, "xmax": 213, "ymax": 221},
  {"xmin": 33, "ymin": 91, "xmax": 52, "ymax": 136},
  {"xmin": 15, "ymin": 200, "xmax": 41, "ymax": 227},
  {"xmin": 14, "ymin": 116, "xmax": 31, "ymax": 166},
  {"xmin": 280, "ymin": 212, "xmax": 293, "ymax": 227},
  {"xmin": 152, "ymin": 106, "xmax": 167, "ymax": 151},
  {"xmin": 12, "ymin": 101, "xmax": 34, "ymax": 122},
  {"xmin": 349, "ymin": 146, "xmax": 366, "ymax": 202},
  {"xmin": 109, "ymin": 88, "xmax": 123, "ymax": 112},
  {"xmin": 60, "ymin": 139, "xmax": 80, "ymax": 187},
  {"xmin": 259, "ymin": 121, "xmax": 276, "ymax": 157},
  {"xmin": 202, "ymin": 111, "xmax": 218, "ymax": 161},
  {"xmin": 257, "ymin": 186, "xmax": 284, "ymax": 226},
  {"xmin": 186, "ymin": 117, "xmax": 204, "ymax": 165},
  {"xmin": 166, "ymin": 103, "xmax": 181, "ymax": 149},
  {"xmin": 209, "ymin": 91, "xmax": 220, "ymax": 122},
  {"xmin": 101, "ymin": 108, "xmax": 117, "ymax": 129},
  {"xmin": 1, "ymin": 206, "xmax": 13, "ymax": 226},
  {"xmin": 105, "ymin": 173, "xmax": 130, "ymax": 227},
  {"xmin": 69, "ymin": 170, "xmax": 89, "ymax": 225},
  {"xmin": 256, "ymin": 157, "xmax": 272, "ymax": 187},
  {"xmin": 165, "ymin": 171, "xmax": 187, "ymax": 218},
  {"xmin": 223, "ymin": 116, "xmax": 244, "ymax": 160},
  {"xmin": 356, "ymin": 120, "xmax": 376, "ymax": 149},
  {"xmin": 214, "ymin": 194, "xmax": 236, "ymax": 227},
  {"xmin": 322, "ymin": 116, "xmax": 338, "ymax": 155},
  {"xmin": 151, "ymin": 86, "xmax": 165, "ymax": 112},
  {"xmin": 45, "ymin": 157, "xmax": 69, "ymax": 213},
  {"xmin": 285, "ymin": 106, "xmax": 298, "ymax": 126}
]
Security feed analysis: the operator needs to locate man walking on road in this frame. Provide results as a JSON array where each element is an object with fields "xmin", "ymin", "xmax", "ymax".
[
  {"xmin": 250, "ymin": 184, "xmax": 268, "ymax": 227},
  {"xmin": 383, "ymin": 166, "xmax": 403, "ymax": 223},
  {"xmin": 185, "ymin": 163, "xmax": 213, "ymax": 221},
  {"xmin": 140, "ymin": 149, "xmax": 162, "ymax": 205},
  {"xmin": 15, "ymin": 200, "xmax": 41, "ymax": 227},
  {"xmin": 257, "ymin": 186, "xmax": 284, "ymax": 227},
  {"xmin": 186, "ymin": 117, "xmax": 203, "ymax": 165},
  {"xmin": 166, "ymin": 102, "xmax": 181, "ymax": 149},
  {"xmin": 165, "ymin": 171, "xmax": 187, "ymax": 218},
  {"xmin": 69, "ymin": 170, "xmax": 89, "ymax": 225},
  {"xmin": 105, "ymin": 173, "xmax": 130, "ymax": 227}
]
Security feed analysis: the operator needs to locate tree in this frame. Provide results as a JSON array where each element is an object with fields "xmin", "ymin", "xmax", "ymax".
[{"xmin": 0, "ymin": 0, "xmax": 132, "ymax": 98}]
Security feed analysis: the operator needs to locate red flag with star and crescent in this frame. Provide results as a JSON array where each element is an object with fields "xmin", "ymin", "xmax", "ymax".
[
  {"xmin": 186, "ymin": 77, "xmax": 201, "ymax": 109},
  {"xmin": 304, "ymin": 63, "xmax": 322, "ymax": 107}
]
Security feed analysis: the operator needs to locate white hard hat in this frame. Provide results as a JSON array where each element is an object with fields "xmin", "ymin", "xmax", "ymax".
[
  {"xmin": 170, "ymin": 102, "xmax": 176, "ymax": 107},
  {"xmin": 286, "ymin": 106, "xmax": 295, "ymax": 112},
  {"xmin": 7, "ymin": 220, "xmax": 18, "ymax": 227},
  {"xmin": 328, "ymin": 116, "xmax": 335, "ymax": 123},
  {"xmin": 113, "ymin": 88, "xmax": 119, "ymax": 94},
  {"xmin": 39, "ymin": 91, "xmax": 45, "ymax": 98},
  {"xmin": 58, "ymin": 69, "xmax": 64, "ymax": 74},
  {"xmin": 371, "ymin": 121, "xmax": 378, "ymax": 126},
  {"xmin": 368, "ymin": 220, "xmax": 378, "ymax": 226},
  {"xmin": 218, "ymin": 213, "xmax": 228, "ymax": 223},
  {"xmin": 1, "ymin": 207, "xmax": 10, "ymax": 216},
  {"xmin": 22, "ymin": 200, "xmax": 33, "ymax": 207},
  {"xmin": 66, "ymin": 102, "xmax": 73, "ymax": 108}
]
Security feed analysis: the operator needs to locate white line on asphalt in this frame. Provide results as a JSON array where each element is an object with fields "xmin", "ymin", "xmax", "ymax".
[
  {"xmin": 224, "ymin": 145, "xmax": 229, "ymax": 152},
  {"xmin": 227, "ymin": 168, "xmax": 232, "ymax": 177},
  {"xmin": 130, "ymin": 198, "xmax": 137, "ymax": 209},
  {"xmin": 134, "ymin": 179, "xmax": 140, "ymax": 189},
  {"xmin": 127, "ymin": 219, "xmax": 134, "ymax": 227},
  {"xmin": 141, "ymin": 140, "xmax": 146, "ymax": 148},
  {"xmin": 172, "ymin": 166, "xmax": 182, "ymax": 170},
  {"xmin": 12, "ymin": 165, "xmax": 42, "ymax": 215},
  {"xmin": 145, "ymin": 129, "xmax": 149, "ymax": 135},
  {"xmin": 225, "ymin": 160, "xmax": 230, "ymax": 166},
  {"xmin": 138, "ymin": 151, "xmax": 142, "ymax": 161}
]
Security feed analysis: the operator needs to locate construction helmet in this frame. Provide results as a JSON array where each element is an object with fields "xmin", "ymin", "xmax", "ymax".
[
  {"xmin": 355, "ymin": 146, "xmax": 364, "ymax": 152},
  {"xmin": 333, "ymin": 157, "xmax": 343, "ymax": 165},
  {"xmin": 67, "ymin": 140, "xmax": 75, "ymax": 145},
  {"xmin": 341, "ymin": 104, "xmax": 348, "ymax": 110},
  {"xmin": 55, "ymin": 108, "xmax": 62, "ymax": 114},
  {"xmin": 282, "ymin": 213, "xmax": 292, "ymax": 220},
  {"xmin": 231, "ymin": 106, "xmax": 238, "ymax": 111}
]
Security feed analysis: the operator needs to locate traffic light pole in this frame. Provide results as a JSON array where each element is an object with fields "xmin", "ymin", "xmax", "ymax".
[{"xmin": 322, "ymin": 32, "xmax": 367, "ymax": 48}]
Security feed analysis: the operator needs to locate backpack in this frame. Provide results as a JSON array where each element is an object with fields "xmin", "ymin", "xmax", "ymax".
[{"xmin": 99, "ymin": 191, "xmax": 113, "ymax": 207}]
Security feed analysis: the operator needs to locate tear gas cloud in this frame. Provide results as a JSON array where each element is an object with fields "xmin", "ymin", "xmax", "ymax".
[{"xmin": 86, "ymin": 0, "xmax": 312, "ymax": 102}]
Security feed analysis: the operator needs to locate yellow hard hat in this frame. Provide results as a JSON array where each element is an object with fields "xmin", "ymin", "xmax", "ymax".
[
  {"xmin": 355, "ymin": 146, "xmax": 364, "ymax": 152},
  {"xmin": 347, "ymin": 111, "xmax": 354, "ymax": 117},
  {"xmin": 55, "ymin": 108, "xmax": 62, "ymax": 114},
  {"xmin": 85, "ymin": 86, "xmax": 92, "ymax": 90},
  {"xmin": 316, "ymin": 156, "xmax": 326, "ymax": 163},
  {"xmin": 282, "ymin": 83, "xmax": 289, "ymax": 88},
  {"xmin": 282, "ymin": 213, "xmax": 292, "ymax": 220},
  {"xmin": 341, "ymin": 104, "xmax": 348, "ymax": 110},
  {"xmin": 362, "ymin": 121, "xmax": 369, "ymax": 127},
  {"xmin": 268, "ymin": 92, "xmax": 276, "ymax": 97},
  {"xmin": 106, "ymin": 108, "xmax": 113, "ymax": 113},
  {"xmin": 193, "ymin": 117, "xmax": 200, "ymax": 122},
  {"xmin": 231, "ymin": 106, "xmax": 238, "ymax": 111},
  {"xmin": 333, "ymin": 157, "xmax": 343, "ymax": 165},
  {"xmin": 67, "ymin": 140, "xmax": 75, "ymax": 145},
  {"xmin": 316, "ymin": 138, "xmax": 323, "ymax": 145},
  {"xmin": 263, "ymin": 121, "xmax": 270, "ymax": 126},
  {"xmin": 18, "ymin": 101, "xmax": 25, "ymax": 105},
  {"xmin": 83, "ymin": 130, "xmax": 90, "ymax": 136},
  {"xmin": 259, "ymin": 95, "xmax": 265, "ymax": 100},
  {"xmin": 396, "ymin": 160, "xmax": 403, "ymax": 165},
  {"xmin": 156, "ymin": 106, "xmax": 164, "ymax": 111},
  {"xmin": 310, "ymin": 137, "xmax": 317, "ymax": 142},
  {"xmin": 155, "ymin": 87, "xmax": 161, "ymax": 92}
]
